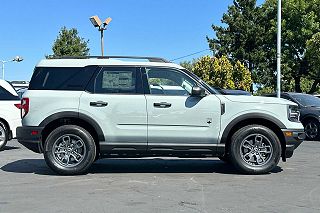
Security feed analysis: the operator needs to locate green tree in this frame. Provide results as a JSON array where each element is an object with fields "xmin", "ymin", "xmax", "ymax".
[
  {"xmin": 180, "ymin": 59, "xmax": 197, "ymax": 71},
  {"xmin": 193, "ymin": 55, "xmax": 252, "ymax": 90},
  {"xmin": 209, "ymin": 0, "xmax": 320, "ymax": 93},
  {"xmin": 306, "ymin": 32, "xmax": 320, "ymax": 93},
  {"xmin": 49, "ymin": 27, "xmax": 90, "ymax": 57},
  {"xmin": 208, "ymin": 0, "xmax": 266, "ymax": 86},
  {"xmin": 269, "ymin": 0, "xmax": 320, "ymax": 93}
]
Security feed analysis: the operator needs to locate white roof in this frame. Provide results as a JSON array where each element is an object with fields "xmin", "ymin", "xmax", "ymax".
[
  {"xmin": 0, "ymin": 79, "xmax": 18, "ymax": 96},
  {"xmin": 36, "ymin": 58, "xmax": 184, "ymax": 70}
]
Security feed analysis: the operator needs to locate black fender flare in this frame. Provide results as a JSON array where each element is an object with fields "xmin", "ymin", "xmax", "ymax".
[
  {"xmin": 301, "ymin": 115, "xmax": 319, "ymax": 124},
  {"xmin": 219, "ymin": 113, "xmax": 286, "ymax": 144},
  {"xmin": 39, "ymin": 111, "xmax": 105, "ymax": 141}
]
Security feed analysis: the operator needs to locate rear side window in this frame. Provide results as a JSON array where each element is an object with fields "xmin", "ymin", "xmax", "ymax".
[
  {"xmin": 0, "ymin": 86, "xmax": 19, "ymax": 100},
  {"xmin": 29, "ymin": 66, "xmax": 97, "ymax": 90},
  {"xmin": 87, "ymin": 67, "xmax": 139, "ymax": 94}
]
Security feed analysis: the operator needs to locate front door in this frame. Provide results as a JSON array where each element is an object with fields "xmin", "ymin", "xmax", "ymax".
[{"xmin": 144, "ymin": 67, "xmax": 221, "ymax": 149}]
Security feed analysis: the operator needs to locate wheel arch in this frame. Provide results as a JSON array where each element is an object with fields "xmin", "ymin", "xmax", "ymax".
[
  {"xmin": 301, "ymin": 115, "xmax": 319, "ymax": 124},
  {"xmin": 39, "ymin": 112, "xmax": 105, "ymax": 154},
  {"xmin": 220, "ymin": 113, "xmax": 286, "ymax": 160}
]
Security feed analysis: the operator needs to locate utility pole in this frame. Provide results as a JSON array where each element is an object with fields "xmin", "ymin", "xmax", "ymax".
[{"xmin": 276, "ymin": 0, "xmax": 282, "ymax": 98}]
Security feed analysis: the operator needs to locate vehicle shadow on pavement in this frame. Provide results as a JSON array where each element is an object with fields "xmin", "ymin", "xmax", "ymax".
[
  {"xmin": 0, "ymin": 146, "xmax": 20, "ymax": 152},
  {"xmin": 0, "ymin": 158, "xmax": 283, "ymax": 175}
]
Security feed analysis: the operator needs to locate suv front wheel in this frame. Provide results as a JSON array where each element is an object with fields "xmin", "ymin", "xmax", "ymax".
[
  {"xmin": 229, "ymin": 125, "xmax": 281, "ymax": 174},
  {"xmin": 44, "ymin": 125, "xmax": 96, "ymax": 175}
]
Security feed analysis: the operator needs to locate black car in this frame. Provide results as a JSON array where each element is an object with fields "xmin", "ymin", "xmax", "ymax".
[
  {"xmin": 264, "ymin": 92, "xmax": 320, "ymax": 140},
  {"xmin": 212, "ymin": 87, "xmax": 251, "ymax": 96}
]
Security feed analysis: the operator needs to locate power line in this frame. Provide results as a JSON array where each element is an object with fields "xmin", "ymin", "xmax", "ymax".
[{"xmin": 170, "ymin": 49, "xmax": 211, "ymax": 61}]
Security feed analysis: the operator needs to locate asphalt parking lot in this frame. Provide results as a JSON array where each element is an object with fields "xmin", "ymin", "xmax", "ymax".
[{"xmin": 0, "ymin": 140, "xmax": 319, "ymax": 213}]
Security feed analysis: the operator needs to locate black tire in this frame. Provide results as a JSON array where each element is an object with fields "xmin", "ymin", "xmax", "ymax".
[
  {"xmin": 44, "ymin": 125, "xmax": 96, "ymax": 175},
  {"xmin": 303, "ymin": 119, "xmax": 320, "ymax": 141},
  {"xmin": 0, "ymin": 121, "xmax": 8, "ymax": 151},
  {"xmin": 229, "ymin": 125, "xmax": 281, "ymax": 175}
]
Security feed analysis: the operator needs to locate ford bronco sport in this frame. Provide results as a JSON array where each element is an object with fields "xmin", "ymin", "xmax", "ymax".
[{"xmin": 17, "ymin": 56, "xmax": 305, "ymax": 175}]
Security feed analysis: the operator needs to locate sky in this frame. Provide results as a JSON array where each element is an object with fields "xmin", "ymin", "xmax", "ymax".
[{"xmin": 0, "ymin": 0, "xmax": 264, "ymax": 81}]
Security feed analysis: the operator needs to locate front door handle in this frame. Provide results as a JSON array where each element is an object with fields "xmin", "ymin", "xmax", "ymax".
[
  {"xmin": 154, "ymin": 102, "xmax": 172, "ymax": 108},
  {"xmin": 90, "ymin": 101, "xmax": 108, "ymax": 107}
]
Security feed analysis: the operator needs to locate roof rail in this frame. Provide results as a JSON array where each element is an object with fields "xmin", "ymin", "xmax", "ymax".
[{"xmin": 48, "ymin": 56, "xmax": 170, "ymax": 63}]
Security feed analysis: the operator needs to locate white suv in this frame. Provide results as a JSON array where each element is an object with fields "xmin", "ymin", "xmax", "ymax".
[
  {"xmin": 0, "ymin": 80, "xmax": 21, "ymax": 150},
  {"xmin": 17, "ymin": 56, "xmax": 305, "ymax": 175}
]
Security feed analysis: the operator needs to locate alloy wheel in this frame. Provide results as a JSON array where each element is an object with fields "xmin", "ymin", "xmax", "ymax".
[
  {"xmin": 52, "ymin": 134, "xmax": 86, "ymax": 168},
  {"xmin": 305, "ymin": 121, "xmax": 318, "ymax": 140},
  {"xmin": 239, "ymin": 134, "xmax": 273, "ymax": 167}
]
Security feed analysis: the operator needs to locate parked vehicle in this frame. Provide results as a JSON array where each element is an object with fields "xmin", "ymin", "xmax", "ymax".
[
  {"xmin": 17, "ymin": 56, "xmax": 305, "ymax": 175},
  {"xmin": 10, "ymin": 80, "xmax": 29, "ymax": 91},
  {"xmin": 264, "ymin": 92, "xmax": 320, "ymax": 141},
  {"xmin": 212, "ymin": 87, "xmax": 251, "ymax": 96},
  {"xmin": 16, "ymin": 88, "xmax": 28, "ymax": 99},
  {"xmin": 0, "ymin": 80, "xmax": 21, "ymax": 150}
]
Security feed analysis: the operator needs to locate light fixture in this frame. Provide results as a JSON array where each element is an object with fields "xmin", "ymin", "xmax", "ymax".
[{"xmin": 89, "ymin": 15, "xmax": 112, "ymax": 56}]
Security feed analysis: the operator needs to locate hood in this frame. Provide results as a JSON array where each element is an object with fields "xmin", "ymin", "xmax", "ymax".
[{"xmin": 223, "ymin": 95, "xmax": 297, "ymax": 106}]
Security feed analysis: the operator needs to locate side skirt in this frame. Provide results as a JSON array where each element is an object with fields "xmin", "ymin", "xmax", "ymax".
[{"xmin": 99, "ymin": 142, "xmax": 225, "ymax": 158}]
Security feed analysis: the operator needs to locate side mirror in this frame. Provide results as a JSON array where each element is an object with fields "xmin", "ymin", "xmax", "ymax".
[{"xmin": 191, "ymin": 86, "xmax": 206, "ymax": 97}]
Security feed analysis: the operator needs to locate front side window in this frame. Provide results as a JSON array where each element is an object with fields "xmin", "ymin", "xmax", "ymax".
[
  {"xmin": 146, "ymin": 68, "xmax": 197, "ymax": 96},
  {"xmin": 90, "ymin": 67, "xmax": 137, "ymax": 94}
]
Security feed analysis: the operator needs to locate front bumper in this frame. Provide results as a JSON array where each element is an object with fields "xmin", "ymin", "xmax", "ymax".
[
  {"xmin": 16, "ymin": 126, "xmax": 44, "ymax": 153},
  {"xmin": 282, "ymin": 129, "xmax": 305, "ymax": 158}
]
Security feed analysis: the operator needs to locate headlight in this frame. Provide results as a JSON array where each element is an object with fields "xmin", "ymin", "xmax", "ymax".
[{"xmin": 288, "ymin": 105, "xmax": 300, "ymax": 122}]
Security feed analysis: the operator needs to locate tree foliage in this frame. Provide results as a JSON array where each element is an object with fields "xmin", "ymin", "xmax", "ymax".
[
  {"xmin": 209, "ymin": 0, "xmax": 320, "ymax": 93},
  {"xmin": 306, "ymin": 32, "xmax": 320, "ymax": 92},
  {"xmin": 192, "ymin": 55, "xmax": 252, "ymax": 91},
  {"xmin": 50, "ymin": 27, "xmax": 90, "ymax": 57}
]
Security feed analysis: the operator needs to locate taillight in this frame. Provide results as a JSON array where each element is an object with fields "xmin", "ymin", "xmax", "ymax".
[
  {"xmin": 21, "ymin": 98, "xmax": 29, "ymax": 118},
  {"xmin": 14, "ymin": 103, "xmax": 22, "ymax": 109}
]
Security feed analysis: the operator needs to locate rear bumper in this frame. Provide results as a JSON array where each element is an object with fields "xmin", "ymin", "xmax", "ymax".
[
  {"xmin": 283, "ymin": 129, "xmax": 305, "ymax": 158},
  {"xmin": 16, "ymin": 126, "xmax": 44, "ymax": 153}
]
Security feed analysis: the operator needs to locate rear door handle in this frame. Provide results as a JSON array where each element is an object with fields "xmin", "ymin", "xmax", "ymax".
[
  {"xmin": 90, "ymin": 101, "xmax": 108, "ymax": 107},
  {"xmin": 154, "ymin": 102, "xmax": 172, "ymax": 108}
]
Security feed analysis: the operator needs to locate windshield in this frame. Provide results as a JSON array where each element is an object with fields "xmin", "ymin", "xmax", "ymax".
[{"xmin": 290, "ymin": 93, "xmax": 320, "ymax": 107}]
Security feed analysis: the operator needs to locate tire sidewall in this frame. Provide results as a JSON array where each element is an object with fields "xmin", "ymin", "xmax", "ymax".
[
  {"xmin": 303, "ymin": 119, "xmax": 320, "ymax": 141},
  {"xmin": 230, "ymin": 125, "xmax": 281, "ymax": 174},
  {"xmin": 44, "ymin": 125, "xmax": 96, "ymax": 175},
  {"xmin": 0, "ymin": 121, "xmax": 8, "ymax": 150}
]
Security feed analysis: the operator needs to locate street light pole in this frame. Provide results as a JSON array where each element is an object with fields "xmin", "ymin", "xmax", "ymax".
[
  {"xmin": 1, "ymin": 56, "xmax": 24, "ymax": 80},
  {"xmin": 100, "ymin": 28, "xmax": 104, "ymax": 56},
  {"xmin": 2, "ymin": 61, "xmax": 5, "ymax": 80},
  {"xmin": 89, "ymin": 16, "xmax": 112, "ymax": 56},
  {"xmin": 276, "ymin": 0, "xmax": 282, "ymax": 98}
]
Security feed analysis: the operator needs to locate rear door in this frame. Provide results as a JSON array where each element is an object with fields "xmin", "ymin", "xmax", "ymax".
[{"xmin": 79, "ymin": 66, "xmax": 147, "ymax": 152}]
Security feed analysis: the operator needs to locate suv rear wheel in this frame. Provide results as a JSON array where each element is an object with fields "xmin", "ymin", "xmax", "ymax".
[
  {"xmin": 229, "ymin": 125, "xmax": 281, "ymax": 174},
  {"xmin": 44, "ymin": 125, "xmax": 96, "ymax": 175},
  {"xmin": 0, "ymin": 121, "xmax": 8, "ymax": 150}
]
